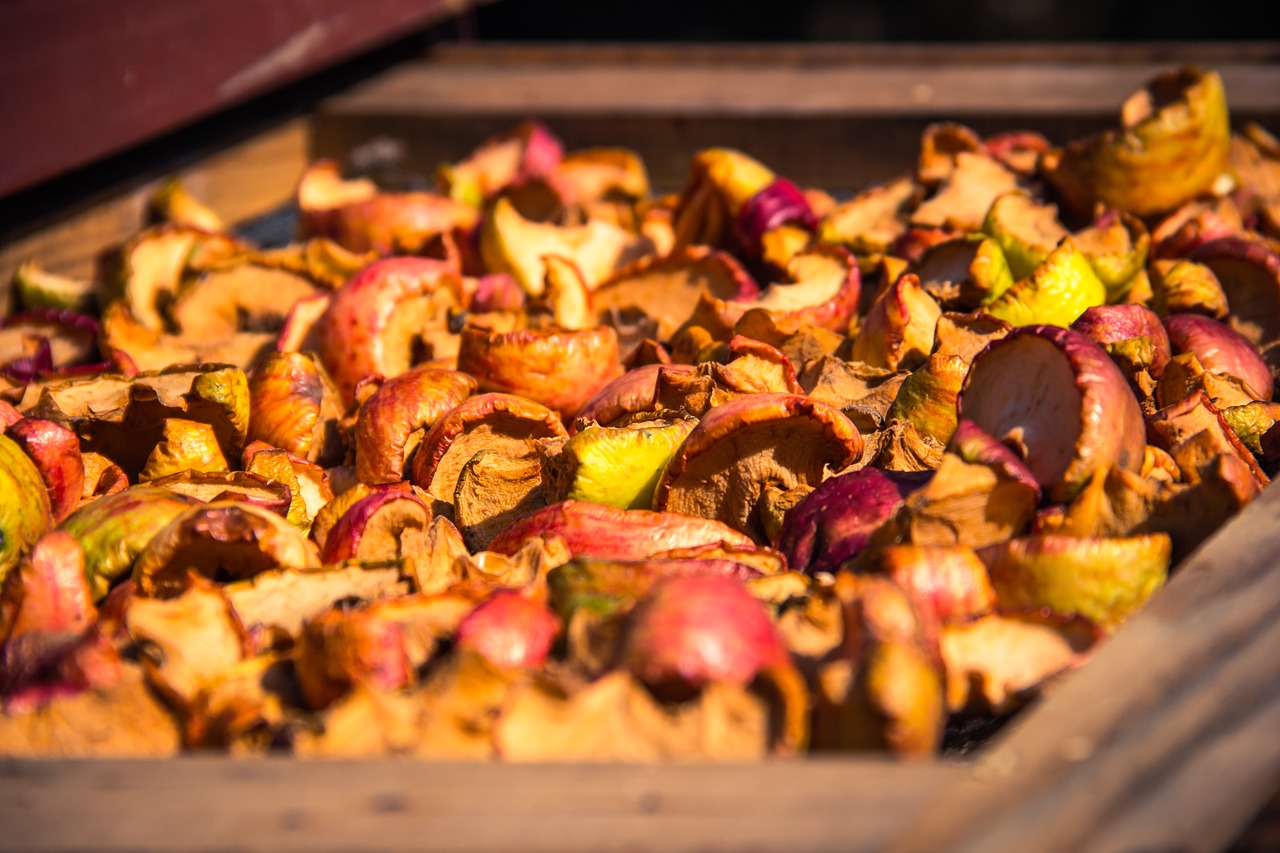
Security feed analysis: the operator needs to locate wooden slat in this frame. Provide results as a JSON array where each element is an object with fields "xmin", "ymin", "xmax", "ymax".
[
  {"xmin": 894, "ymin": 481, "xmax": 1280, "ymax": 853},
  {"xmin": 0, "ymin": 119, "xmax": 309, "ymax": 312},
  {"xmin": 312, "ymin": 46, "xmax": 1280, "ymax": 192},
  {"xmin": 0, "ymin": 756, "xmax": 960, "ymax": 852},
  {"xmin": 0, "ymin": 0, "xmax": 484, "ymax": 196}
]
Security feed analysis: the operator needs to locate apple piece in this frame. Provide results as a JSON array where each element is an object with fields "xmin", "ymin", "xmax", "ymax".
[
  {"xmin": 489, "ymin": 500, "xmax": 752, "ymax": 560},
  {"xmin": 1223, "ymin": 401, "xmax": 1280, "ymax": 458},
  {"xmin": 551, "ymin": 147, "xmax": 650, "ymax": 208},
  {"xmin": 11, "ymin": 260, "xmax": 97, "ymax": 314},
  {"xmin": 870, "ymin": 418, "xmax": 947, "ymax": 473},
  {"xmin": 98, "ymin": 299, "xmax": 274, "ymax": 374},
  {"xmin": 144, "ymin": 470, "xmax": 293, "ymax": 520},
  {"xmin": 811, "ymin": 574, "xmax": 944, "ymax": 756},
  {"xmin": 105, "ymin": 225, "xmax": 246, "ymax": 332},
  {"xmin": 734, "ymin": 178, "xmax": 817, "ymax": 256},
  {"xmin": 454, "ymin": 589, "xmax": 560, "ymax": 671},
  {"xmin": 1071, "ymin": 303, "xmax": 1173, "ymax": 379},
  {"xmin": 5, "ymin": 418, "xmax": 83, "ymax": 524},
  {"xmin": 543, "ymin": 418, "xmax": 695, "ymax": 511},
  {"xmin": 31, "ymin": 364, "xmax": 249, "ymax": 480},
  {"xmin": 246, "ymin": 237, "xmax": 377, "ymax": 291},
  {"xmin": 436, "ymin": 120, "xmax": 562, "ymax": 207},
  {"xmin": 911, "ymin": 234, "xmax": 1014, "ymax": 309},
  {"xmin": 453, "ymin": 446, "xmax": 547, "ymax": 552},
  {"xmin": 984, "ymin": 129, "xmax": 1053, "ymax": 177},
  {"xmin": 1149, "ymin": 259, "xmax": 1230, "ymax": 319},
  {"xmin": 958, "ymin": 325, "xmax": 1145, "ymax": 502},
  {"xmin": 983, "ymin": 239, "xmax": 1107, "ymax": 329},
  {"xmin": 1157, "ymin": 351, "xmax": 1259, "ymax": 412},
  {"xmin": 0, "ymin": 432, "xmax": 53, "ymax": 583},
  {"xmin": 983, "ymin": 533, "xmax": 1170, "ymax": 631},
  {"xmin": 912, "ymin": 151, "xmax": 1020, "ymax": 233},
  {"xmin": 573, "ymin": 362, "xmax": 695, "ymax": 429},
  {"xmin": 851, "ymin": 273, "xmax": 942, "ymax": 371},
  {"xmin": 736, "ymin": 245, "xmax": 862, "ymax": 334},
  {"xmin": 319, "ymin": 489, "xmax": 435, "ymax": 566},
  {"xmin": 316, "ymin": 256, "xmax": 464, "ymax": 403},
  {"xmin": 243, "ymin": 442, "xmax": 332, "ymax": 531},
  {"xmin": 168, "ymin": 264, "xmax": 319, "ymax": 344},
  {"xmin": 1165, "ymin": 313, "xmax": 1272, "ymax": 401},
  {"xmin": 885, "ymin": 353, "xmax": 969, "ymax": 445},
  {"xmin": 1072, "ymin": 208, "xmax": 1150, "ymax": 300},
  {"xmin": 354, "ymin": 366, "xmax": 477, "ymax": 485},
  {"xmin": 147, "ymin": 178, "xmax": 224, "ymax": 233},
  {"xmin": 1045, "ymin": 67, "xmax": 1230, "ymax": 217},
  {"xmin": 817, "ymin": 176, "xmax": 919, "ymax": 256},
  {"xmin": 0, "ymin": 309, "xmax": 101, "ymax": 377},
  {"xmin": 247, "ymin": 350, "xmax": 344, "ymax": 466},
  {"xmin": 456, "ymin": 323, "xmax": 621, "ymax": 418},
  {"xmin": 672, "ymin": 148, "xmax": 777, "ymax": 248},
  {"xmin": 78, "ymin": 452, "xmax": 129, "ymax": 504},
  {"xmin": 406, "ymin": 392, "xmax": 566, "ymax": 512},
  {"xmin": 653, "ymin": 393, "xmax": 863, "ymax": 542},
  {"xmin": 620, "ymin": 573, "xmax": 790, "ymax": 702},
  {"xmin": 881, "ymin": 544, "xmax": 996, "ymax": 629},
  {"xmin": 917, "ymin": 122, "xmax": 985, "ymax": 187},
  {"xmin": 138, "ymin": 418, "xmax": 230, "ymax": 482},
  {"xmin": 940, "ymin": 612, "xmax": 1098, "ymax": 715},
  {"xmin": 981, "ymin": 190, "xmax": 1070, "ymax": 281},
  {"xmin": 132, "ymin": 502, "xmax": 318, "ymax": 598},
  {"xmin": 1146, "ymin": 390, "xmax": 1269, "ymax": 488},
  {"xmin": 932, "ymin": 311, "xmax": 1012, "ymax": 365},
  {"xmin": 480, "ymin": 197, "xmax": 652, "ymax": 297},
  {"xmin": 224, "ymin": 561, "xmax": 410, "ymax": 641},
  {"xmin": 591, "ymin": 246, "xmax": 759, "ymax": 345},
  {"xmin": 1190, "ymin": 238, "xmax": 1280, "ymax": 349},
  {"xmin": 776, "ymin": 467, "xmax": 927, "ymax": 574},
  {"xmin": 274, "ymin": 292, "xmax": 332, "ymax": 356},
  {"xmin": 295, "ymin": 606, "xmax": 410, "ymax": 710}
]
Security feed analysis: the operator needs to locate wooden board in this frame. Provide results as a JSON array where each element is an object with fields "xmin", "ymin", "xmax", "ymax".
[
  {"xmin": 0, "ymin": 0, "xmax": 487, "ymax": 197},
  {"xmin": 313, "ymin": 42, "xmax": 1280, "ymax": 192}
]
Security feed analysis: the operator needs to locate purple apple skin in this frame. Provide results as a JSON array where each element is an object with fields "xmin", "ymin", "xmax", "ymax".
[
  {"xmin": 455, "ymin": 590, "xmax": 561, "ymax": 670},
  {"xmin": 946, "ymin": 419, "xmax": 1041, "ymax": 499},
  {"xmin": 487, "ymin": 500, "xmax": 754, "ymax": 560},
  {"xmin": 572, "ymin": 363, "xmax": 695, "ymax": 429},
  {"xmin": 1071, "ymin": 304, "xmax": 1173, "ymax": 379},
  {"xmin": 1164, "ymin": 313, "xmax": 1273, "ymax": 401},
  {"xmin": 956, "ymin": 325, "xmax": 1147, "ymax": 503},
  {"xmin": 735, "ymin": 178, "xmax": 817, "ymax": 254},
  {"xmin": 319, "ymin": 490, "xmax": 431, "ymax": 564},
  {"xmin": 620, "ymin": 574, "xmax": 789, "ymax": 698},
  {"xmin": 776, "ymin": 468, "xmax": 930, "ymax": 575}
]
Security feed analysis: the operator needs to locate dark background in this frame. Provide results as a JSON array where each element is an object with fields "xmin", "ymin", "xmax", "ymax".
[{"xmin": 468, "ymin": 0, "xmax": 1271, "ymax": 42}]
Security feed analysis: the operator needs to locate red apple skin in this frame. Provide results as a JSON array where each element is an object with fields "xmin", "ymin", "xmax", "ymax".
[
  {"xmin": 318, "ymin": 257, "xmax": 463, "ymax": 403},
  {"xmin": 454, "ymin": 590, "xmax": 561, "ymax": 670},
  {"xmin": 957, "ymin": 325, "xmax": 1147, "ymax": 503},
  {"xmin": 1164, "ymin": 313, "xmax": 1273, "ymax": 401},
  {"xmin": 355, "ymin": 367, "xmax": 478, "ymax": 485},
  {"xmin": 572, "ymin": 363, "xmax": 695, "ymax": 430},
  {"xmin": 776, "ymin": 468, "xmax": 930, "ymax": 575},
  {"xmin": 947, "ymin": 419, "xmax": 1042, "ymax": 498},
  {"xmin": 1189, "ymin": 237, "xmax": 1280, "ymax": 345},
  {"xmin": 468, "ymin": 273, "xmax": 526, "ymax": 313},
  {"xmin": 620, "ymin": 574, "xmax": 789, "ymax": 698},
  {"xmin": 487, "ymin": 500, "xmax": 754, "ymax": 560},
  {"xmin": 456, "ymin": 325, "xmax": 623, "ymax": 419},
  {"xmin": 1071, "ymin": 304, "xmax": 1173, "ymax": 378},
  {"xmin": 319, "ymin": 490, "xmax": 431, "ymax": 564},
  {"xmin": 5, "ymin": 418, "xmax": 84, "ymax": 524}
]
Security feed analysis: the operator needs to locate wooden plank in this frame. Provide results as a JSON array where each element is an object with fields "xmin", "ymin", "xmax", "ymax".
[
  {"xmin": 0, "ymin": 756, "xmax": 961, "ymax": 852},
  {"xmin": 0, "ymin": 0, "xmax": 484, "ymax": 196},
  {"xmin": 894, "ymin": 481, "xmax": 1280, "ymax": 853},
  {"xmin": 312, "ymin": 47, "xmax": 1280, "ymax": 193},
  {"xmin": 0, "ymin": 119, "xmax": 309, "ymax": 310}
]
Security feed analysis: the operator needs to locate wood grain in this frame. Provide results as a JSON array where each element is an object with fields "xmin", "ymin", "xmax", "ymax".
[
  {"xmin": 0, "ymin": 756, "xmax": 959, "ymax": 852},
  {"xmin": 894, "ymin": 481, "xmax": 1280, "ymax": 853}
]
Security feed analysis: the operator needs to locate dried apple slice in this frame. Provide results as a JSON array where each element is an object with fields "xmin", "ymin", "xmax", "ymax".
[
  {"xmin": 981, "ymin": 190, "xmax": 1070, "ymax": 281},
  {"xmin": 107, "ymin": 225, "xmax": 246, "ymax": 332},
  {"xmin": 480, "ymin": 197, "xmax": 653, "ymax": 296},
  {"xmin": 882, "ymin": 544, "xmax": 996, "ymax": 629},
  {"xmin": 409, "ymin": 393, "xmax": 567, "ymax": 509},
  {"xmin": 1165, "ymin": 312, "xmax": 1272, "ymax": 400},
  {"xmin": 11, "ymin": 260, "xmax": 97, "ymax": 314},
  {"xmin": 573, "ymin": 363, "xmax": 694, "ymax": 429},
  {"xmin": 246, "ymin": 351, "xmax": 344, "ymax": 466},
  {"xmin": 144, "ymin": 470, "xmax": 292, "ymax": 518},
  {"xmin": 1149, "ymin": 259, "xmax": 1229, "ymax": 319},
  {"xmin": 885, "ymin": 354, "xmax": 969, "ymax": 445},
  {"xmin": 354, "ymin": 366, "xmax": 477, "ymax": 485},
  {"xmin": 541, "ymin": 417, "xmax": 695, "ymax": 511},
  {"xmin": 0, "ymin": 435, "xmax": 53, "ymax": 582},
  {"xmin": 148, "ymin": 178, "xmax": 224, "ymax": 232},
  {"xmin": 911, "ymin": 234, "xmax": 1014, "ymax": 309},
  {"xmin": 132, "ymin": 502, "xmax": 318, "ymax": 598},
  {"xmin": 912, "ymin": 152, "xmax": 1020, "ymax": 233},
  {"xmin": 591, "ymin": 247, "xmax": 759, "ymax": 344},
  {"xmin": 654, "ymin": 393, "xmax": 864, "ymax": 542},
  {"xmin": 455, "ymin": 589, "xmax": 561, "ymax": 671},
  {"xmin": 817, "ymin": 176, "xmax": 919, "ymax": 256},
  {"xmin": 776, "ymin": 467, "xmax": 927, "ymax": 575},
  {"xmin": 672, "ymin": 148, "xmax": 778, "ymax": 249},
  {"xmin": 850, "ymin": 273, "xmax": 942, "ymax": 371},
  {"xmin": 453, "ymin": 447, "xmax": 547, "ymax": 552},
  {"xmin": 295, "ymin": 606, "xmax": 411, "ymax": 710},
  {"xmin": 224, "ymin": 562, "xmax": 409, "ymax": 639},
  {"xmin": 138, "ymin": 418, "xmax": 229, "ymax": 481},
  {"xmin": 98, "ymin": 300, "xmax": 273, "ymax": 374},
  {"xmin": 957, "ymin": 325, "xmax": 1146, "ymax": 502},
  {"xmin": 319, "ymin": 490, "xmax": 435, "ymax": 566},
  {"xmin": 983, "ymin": 239, "xmax": 1107, "ymax": 329},
  {"xmin": 437, "ymin": 120, "xmax": 562, "ymax": 207},
  {"xmin": 917, "ymin": 122, "xmax": 985, "ymax": 187},
  {"xmin": 317, "ymin": 256, "xmax": 465, "ymax": 403},
  {"xmin": 553, "ymin": 147, "xmax": 650, "ymax": 207},
  {"xmin": 4, "ymin": 418, "xmax": 82, "ymax": 524},
  {"xmin": 1190, "ymin": 237, "xmax": 1280, "ymax": 346},
  {"xmin": 1071, "ymin": 304, "xmax": 1173, "ymax": 379},
  {"xmin": 983, "ymin": 533, "xmax": 1170, "ymax": 631},
  {"xmin": 1073, "ymin": 209, "xmax": 1150, "ymax": 300},
  {"xmin": 456, "ymin": 324, "xmax": 621, "ymax": 418},
  {"xmin": 168, "ymin": 265, "xmax": 319, "ymax": 344},
  {"xmin": 488, "ymin": 500, "xmax": 752, "ymax": 559},
  {"xmin": 274, "ymin": 292, "xmax": 332, "ymax": 355},
  {"xmin": 1045, "ymin": 66, "xmax": 1231, "ymax": 217}
]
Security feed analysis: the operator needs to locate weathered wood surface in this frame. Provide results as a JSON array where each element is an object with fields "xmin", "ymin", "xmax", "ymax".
[
  {"xmin": 0, "ymin": 0, "xmax": 486, "ymax": 196},
  {"xmin": 0, "ymin": 756, "xmax": 958, "ymax": 852},
  {"xmin": 313, "ymin": 42, "xmax": 1280, "ymax": 192},
  {"xmin": 897, "ymin": 479, "xmax": 1280, "ymax": 853}
]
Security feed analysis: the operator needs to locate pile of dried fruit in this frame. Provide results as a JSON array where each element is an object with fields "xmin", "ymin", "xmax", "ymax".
[{"xmin": 1, "ymin": 65, "xmax": 1277, "ymax": 760}]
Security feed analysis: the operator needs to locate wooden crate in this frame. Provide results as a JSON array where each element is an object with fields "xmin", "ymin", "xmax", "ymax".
[{"xmin": 2, "ymin": 43, "xmax": 1280, "ymax": 852}]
